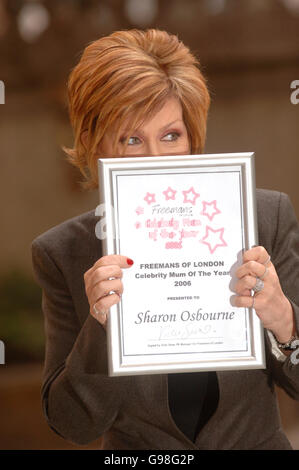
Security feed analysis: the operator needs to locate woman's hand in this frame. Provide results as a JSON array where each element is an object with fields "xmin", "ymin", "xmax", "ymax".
[
  {"xmin": 232, "ymin": 246, "xmax": 295, "ymax": 344},
  {"xmin": 84, "ymin": 255, "xmax": 134, "ymax": 328}
]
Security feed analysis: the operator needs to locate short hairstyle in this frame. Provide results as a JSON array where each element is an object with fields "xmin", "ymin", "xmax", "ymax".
[{"xmin": 63, "ymin": 29, "xmax": 210, "ymax": 190}]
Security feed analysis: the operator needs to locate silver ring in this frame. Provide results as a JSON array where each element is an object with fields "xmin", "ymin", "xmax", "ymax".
[
  {"xmin": 93, "ymin": 303, "xmax": 100, "ymax": 315},
  {"xmin": 263, "ymin": 255, "xmax": 271, "ymax": 266},
  {"xmin": 259, "ymin": 265, "xmax": 268, "ymax": 280},
  {"xmin": 253, "ymin": 277, "xmax": 264, "ymax": 293},
  {"xmin": 93, "ymin": 303, "xmax": 107, "ymax": 320}
]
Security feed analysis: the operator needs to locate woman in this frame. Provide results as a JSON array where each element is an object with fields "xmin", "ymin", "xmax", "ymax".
[{"xmin": 32, "ymin": 29, "xmax": 299, "ymax": 449}]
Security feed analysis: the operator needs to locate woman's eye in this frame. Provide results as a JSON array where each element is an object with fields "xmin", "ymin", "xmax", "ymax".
[
  {"xmin": 161, "ymin": 132, "xmax": 180, "ymax": 142},
  {"xmin": 125, "ymin": 136, "xmax": 141, "ymax": 145},
  {"xmin": 119, "ymin": 135, "xmax": 141, "ymax": 146}
]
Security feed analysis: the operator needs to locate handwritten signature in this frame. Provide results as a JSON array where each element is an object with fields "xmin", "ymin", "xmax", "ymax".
[{"xmin": 158, "ymin": 323, "xmax": 214, "ymax": 341}]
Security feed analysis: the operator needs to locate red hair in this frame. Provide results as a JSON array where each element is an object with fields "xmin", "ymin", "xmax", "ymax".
[{"xmin": 63, "ymin": 29, "xmax": 210, "ymax": 189}]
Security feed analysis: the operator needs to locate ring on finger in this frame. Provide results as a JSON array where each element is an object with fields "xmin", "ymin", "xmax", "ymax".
[
  {"xmin": 263, "ymin": 255, "xmax": 271, "ymax": 266},
  {"xmin": 93, "ymin": 303, "xmax": 107, "ymax": 321},
  {"xmin": 259, "ymin": 265, "xmax": 268, "ymax": 280},
  {"xmin": 252, "ymin": 277, "xmax": 264, "ymax": 293}
]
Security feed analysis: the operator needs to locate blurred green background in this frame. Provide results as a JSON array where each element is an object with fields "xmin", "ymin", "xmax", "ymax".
[{"xmin": 0, "ymin": 270, "xmax": 44, "ymax": 363}]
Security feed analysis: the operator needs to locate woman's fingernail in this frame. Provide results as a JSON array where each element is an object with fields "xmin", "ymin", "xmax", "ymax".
[{"xmin": 127, "ymin": 258, "xmax": 134, "ymax": 265}]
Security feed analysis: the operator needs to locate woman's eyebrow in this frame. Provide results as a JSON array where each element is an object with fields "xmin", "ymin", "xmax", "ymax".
[
  {"xmin": 142, "ymin": 119, "xmax": 184, "ymax": 137},
  {"xmin": 120, "ymin": 119, "xmax": 184, "ymax": 138},
  {"xmin": 159, "ymin": 119, "xmax": 184, "ymax": 134}
]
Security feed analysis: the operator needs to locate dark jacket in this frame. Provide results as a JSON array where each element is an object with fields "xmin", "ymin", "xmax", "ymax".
[{"xmin": 31, "ymin": 189, "xmax": 299, "ymax": 449}]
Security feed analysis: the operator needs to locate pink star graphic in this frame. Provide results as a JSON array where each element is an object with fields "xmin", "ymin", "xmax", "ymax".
[
  {"xmin": 135, "ymin": 206, "xmax": 144, "ymax": 215},
  {"xmin": 201, "ymin": 200, "xmax": 221, "ymax": 221},
  {"xmin": 163, "ymin": 186, "xmax": 176, "ymax": 201},
  {"xmin": 201, "ymin": 226, "xmax": 227, "ymax": 254},
  {"xmin": 182, "ymin": 187, "xmax": 200, "ymax": 205},
  {"xmin": 144, "ymin": 192, "xmax": 156, "ymax": 205}
]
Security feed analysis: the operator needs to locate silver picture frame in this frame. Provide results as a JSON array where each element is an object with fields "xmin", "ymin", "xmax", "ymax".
[{"xmin": 97, "ymin": 152, "xmax": 265, "ymax": 376}]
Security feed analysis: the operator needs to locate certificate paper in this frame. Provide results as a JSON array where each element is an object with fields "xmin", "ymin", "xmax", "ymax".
[{"xmin": 98, "ymin": 153, "xmax": 265, "ymax": 376}]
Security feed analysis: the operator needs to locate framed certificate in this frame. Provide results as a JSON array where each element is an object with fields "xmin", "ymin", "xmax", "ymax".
[{"xmin": 97, "ymin": 152, "xmax": 265, "ymax": 376}]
